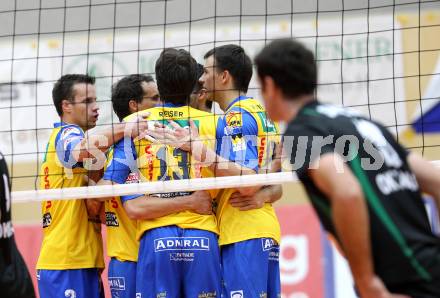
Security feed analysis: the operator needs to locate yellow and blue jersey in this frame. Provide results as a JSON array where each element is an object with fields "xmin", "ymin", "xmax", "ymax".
[
  {"xmin": 37, "ymin": 122, "xmax": 104, "ymax": 270},
  {"xmin": 215, "ymin": 96, "xmax": 281, "ymax": 246},
  {"xmin": 103, "ymin": 104, "xmax": 219, "ymax": 240},
  {"xmin": 104, "ymin": 149, "xmax": 139, "ymax": 262}
]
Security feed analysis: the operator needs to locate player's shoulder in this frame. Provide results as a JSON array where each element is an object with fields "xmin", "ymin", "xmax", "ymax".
[
  {"xmin": 123, "ymin": 107, "xmax": 158, "ymax": 122},
  {"xmin": 188, "ymin": 106, "xmax": 213, "ymax": 117},
  {"xmin": 188, "ymin": 107, "xmax": 218, "ymax": 123},
  {"xmin": 232, "ymin": 97, "xmax": 265, "ymax": 112},
  {"xmin": 56, "ymin": 124, "xmax": 84, "ymax": 142}
]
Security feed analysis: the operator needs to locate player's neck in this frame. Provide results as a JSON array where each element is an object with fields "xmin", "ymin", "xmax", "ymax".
[
  {"xmin": 287, "ymin": 94, "xmax": 315, "ymax": 122},
  {"xmin": 60, "ymin": 115, "xmax": 85, "ymax": 131},
  {"xmin": 217, "ymin": 90, "xmax": 246, "ymax": 111}
]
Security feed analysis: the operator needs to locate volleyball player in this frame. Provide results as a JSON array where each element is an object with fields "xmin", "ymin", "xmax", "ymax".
[
  {"xmin": 199, "ymin": 45, "xmax": 282, "ymax": 297},
  {"xmin": 0, "ymin": 151, "xmax": 36, "ymax": 298},
  {"xmin": 103, "ymin": 49, "xmax": 223, "ymax": 297},
  {"xmin": 104, "ymin": 74, "xmax": 160, "ymax": 298},
  {"xmin": 255, "ymin": 38, "xmax": 440, "ymax": 298},
  {"xmin": 37, "ymin": 74, "xmax": 150, "ymax": 298},
  {"xmin": 189, "ymin": 63, "xmax": 213, "ymax": 112},
  {"xmin": 152, "ymin": 45, "xmax": 284, "ymax": 296}
]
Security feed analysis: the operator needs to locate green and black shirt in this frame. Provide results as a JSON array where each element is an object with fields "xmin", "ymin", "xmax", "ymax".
[{"xmin": 285, "ymin": 100, "xmax": 440, "ymax": 286}]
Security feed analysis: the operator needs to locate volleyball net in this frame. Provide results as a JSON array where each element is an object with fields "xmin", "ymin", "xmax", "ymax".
[{"xmin": 1, "ymin": 0, "xmax": 439, "ymax": 203}]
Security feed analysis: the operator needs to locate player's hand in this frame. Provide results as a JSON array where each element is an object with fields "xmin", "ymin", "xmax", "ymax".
[
  {"xmin": 124, "ymin": 111, "xmax": 151, "ymax": 139},
  {"xmin": 188, "ymin": 190, "xmax": 213, "ymax": 215},
  {"xmin": 357, "ymin": 276, "xmax": 410, "ymax": 298},
  {"xmin": 270, "ymin": 142, "xmax": 283, "ymax": 173},
  {"xmin": 229, "ymin": 189, "xmax": 268, "ymax": 211},
  {"xmin": 147, "ymin": 119, "xmax": 202, "ymax": 152},
  {"xmin": 83, "ymin": 175, "xmax": 97, "ymax": 186}
]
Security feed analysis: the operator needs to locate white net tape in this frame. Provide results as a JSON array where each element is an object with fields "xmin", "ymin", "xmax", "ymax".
[
  {"xmin": 12, "ymin": 172, "xmax": 297, "ymax": 203},
  {"xmin": 12, "ymin": 160, "xmax": 440, "ymax": 203}
]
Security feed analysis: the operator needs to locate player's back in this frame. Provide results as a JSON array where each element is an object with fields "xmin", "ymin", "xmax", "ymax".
[
  {"xmin": 37, "ymin": 123, "xmax": 104, "ymax": 270},
  {"xmin": 286, "ymin": 101, "xmax": 440, "ymax": 285},
  {"xmin": 123, "ymin": 104, "xmax": 219, "ymax": 239}
]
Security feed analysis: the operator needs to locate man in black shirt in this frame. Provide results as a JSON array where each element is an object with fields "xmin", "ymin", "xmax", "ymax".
[
  {"xmin": 0, "ymin": 151, "xmax": 35, "ymax": 297},
  {"xmin": 255, "ymin": 38, "xmax": 440, "ymax": 298}
]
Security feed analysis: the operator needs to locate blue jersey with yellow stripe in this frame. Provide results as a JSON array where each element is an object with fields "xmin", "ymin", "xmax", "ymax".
[{"xmin": 215, "ymin": 96, "xmax": 281, "ymax": 246}]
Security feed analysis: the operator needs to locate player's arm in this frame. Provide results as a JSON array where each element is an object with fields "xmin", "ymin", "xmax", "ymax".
[
  {"xmin": 229, "ymin": 184, "xmax": 282, "ymax": 211},
  {"xmin": 73, "ymin": 111, "xmax": 151, "ymax": 163},
  {"xmin": 309, "ymin": 153, "xmax": 406, "ymax": 298},
  {"xmin": 122, "ymin": 191, "xmax": 212, "ymax": 220},
  {"xmin": 148, "ymin": 114, "xmax": 260, "ymax": 196},
  {"xmin": 407, "ymin": 152, "xmax": 440, "ymax": 216},
  {"xmin": 98, "ymin": 137, "xmax": 137, "ymax": 196},
  {"xmin": 229, "ymin": 142, "xmax": 283, "ymax": 210},
  {"xmin": 84, "ymin": 169, "xmax": 105, "ymax": 219}
]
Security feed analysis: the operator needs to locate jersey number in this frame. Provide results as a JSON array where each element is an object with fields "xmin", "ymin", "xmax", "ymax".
[{"xmin": 156, "ymin": 147, "xmax": 190, "ymax": 181}]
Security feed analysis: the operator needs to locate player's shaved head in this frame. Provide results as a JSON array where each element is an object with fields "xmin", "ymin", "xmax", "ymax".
[
  {"xmin": 155, "ymin": 48, "xmax": 198, "ymax": 105},
  {"xmin": 52, "ymin": 74, "xmax": 95, "ymax": 116}
]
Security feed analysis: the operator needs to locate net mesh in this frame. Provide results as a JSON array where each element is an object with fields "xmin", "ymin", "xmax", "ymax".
[{"xmin": 1, "ymin": 0, "xmax": 439, "ymax": 202}]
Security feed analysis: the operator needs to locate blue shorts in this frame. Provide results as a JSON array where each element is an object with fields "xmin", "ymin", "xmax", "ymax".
[
  {"xmin": 108, "ymin": 258, "xmax": 137, "ymax": 298},
  {"xmin": 136, "ymin": 225, "xmax": 221, "ymax": 298},
  {"xmin": 222, "ymin": 238, "xmax": 281, "ymax": 298},
  {"xmin": 37, "ymin": 268, "xmax": 102, "ymax": 298}
]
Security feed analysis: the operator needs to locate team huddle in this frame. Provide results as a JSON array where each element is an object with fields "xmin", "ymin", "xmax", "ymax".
[
  {"xmin": 33, "ymin": 39, "xmax": 440, "ymax": 298},
  {"xmin": 36, "ymin": 45, "xmax": 283, "ymax": 298}
]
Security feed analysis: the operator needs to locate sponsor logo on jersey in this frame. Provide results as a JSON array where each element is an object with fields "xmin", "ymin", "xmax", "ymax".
[
  {"xmin": 105, "ymin": 212, "xmax": 119, "ymax": 227},
  {"xmin": 159, "ymin": 110, "xmax": 184, "ymax": 118},
  {"xmin": 135, "ymin": 293, "xmax": 141, "ymax": 298},
  {"xmin": 224, "ymin": 111, "xmax": 243, "ymax": 138},
  {"xmin": 154, "ymin": 237, "xmax": 210, "ymax": 252},
  {"xmin": 42, "ymin": 212, "xmax": 52, "ymax": 228},
  {"xmin": 108, "ymin": 277, "xmax": 126, "ymax": 291},
  {"xmin": 126, "ymin": 172, "xmax": 139, "ymax": 184},
  {"xmin": 150, "ymin": 191, "xmax": 193, "ymax": 199},
  {"xmin": 230, "ymin": 290, "xmax": 243, "ymax": 298},
  {"xmin": 231, "ymin": 138, "xmax": 246, "ymax": 152},
  {"xmin": 259, "ymin": 292, "xmax": 267, "ymax": 298}
]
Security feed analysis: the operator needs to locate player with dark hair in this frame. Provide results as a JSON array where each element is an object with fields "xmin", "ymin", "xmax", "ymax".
[
  {"xmin": 103, "ymin": 49, "xmax": 224, "ymax": 297},
  {"xmin": 111, "ymin": 74, "xmax": 160, "ymax": 121},
  {"xmin": 190, "ymin": 63, "xmax": 213, "ymax": 112},
  {"xmin": 37, "ymin": 74, "xmax": 150, "ymax": 298},
  {"xmin": 0, "ymin": 151, "xmax": 36, "ymax": 298},
  {"xmin": 199, "ymin": 44, "xmax": 283, "ymax": 297},
  {"xmin": 103, "ymin": 74, "xmax": 161, "ymax": 298},
  {"xmin": 255, "ymin": 38, "xmax": 440, "ymax": 298}
]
